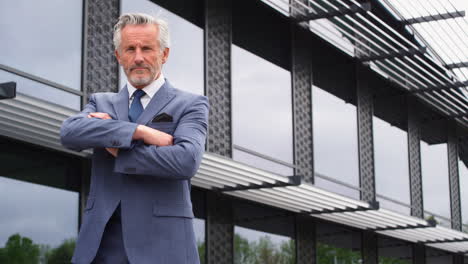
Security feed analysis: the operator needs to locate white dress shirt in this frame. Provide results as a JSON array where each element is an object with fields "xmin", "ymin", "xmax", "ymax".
[{"xmin": 127, "ymin": 73, "xmax": 165, "ymax": 109}]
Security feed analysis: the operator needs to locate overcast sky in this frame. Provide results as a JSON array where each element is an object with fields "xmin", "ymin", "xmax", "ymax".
[{"xmin": 0, "ymin": 0, "xmax": 467, "ymax": 250}]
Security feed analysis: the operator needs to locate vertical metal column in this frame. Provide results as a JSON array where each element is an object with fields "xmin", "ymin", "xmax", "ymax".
[
  {"xmin": 448, "ymin": 122, "xmax": 462, "ymax": 231},
  {"xmin": 356, "ymin": 64, "xmax": 376, "ymax": 203},
  {"xmin": 206, "ymin": 192, "xmax": 233, "ymax": 264},
  {"xmin": 408, "ymin": 100, "xmax": 426, "ymax": 264},
  {"xmin": 362, "ymin": 231, "xmax": 378, "ymax": 264},
  {"xmin": 407, "ymin": 98, "xmax": 424, "ymax": 218},
  {"xmin": 204, "ymin": 0, "xmax": 232, "ymax": 157},
  {"xmin": 291, "ymin": 21, "xmax": 314, "ymax": 185},
  {"xmin": 204, "ymin": 1, "xmax": 233, "ymax": 262},
  {"xmin": 83, "ymin": 0, "xmax": 120, "ymax": 102},
  {"xmin": 295, "ymin": 215, "xmax": 316, "ymax": 264},
  {"xmin": 412, "ymin": 244, "xmax": 426, "ymax": 264}
]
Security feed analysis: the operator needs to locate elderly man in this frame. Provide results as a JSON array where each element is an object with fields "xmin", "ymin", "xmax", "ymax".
[{"xmin": 61, "ymin": 13, "xmax": 208, "ymax": 264}]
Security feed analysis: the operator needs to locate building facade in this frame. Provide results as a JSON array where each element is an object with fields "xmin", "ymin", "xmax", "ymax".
[{"xmin": 0, "ymin": 0, "xmax": 467, "ymax": 263}]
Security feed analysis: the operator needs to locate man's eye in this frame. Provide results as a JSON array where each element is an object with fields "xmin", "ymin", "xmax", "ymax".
[
  {"xmin": 126, "ymin": 47, "xmax": 135, "ymax": 51},
  {"xmin": 142, "ymin": 47, "xmax": 152, "ymax": 51}
]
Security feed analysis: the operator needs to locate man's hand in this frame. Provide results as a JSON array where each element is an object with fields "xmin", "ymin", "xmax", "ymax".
[
  {"xmin": 133, "ymin": 125, "xmax": 173, "ymax": 146},
  {"xmin": 87, "ymin": 112, "xmax": 112, "ymax": 120},
  {"xmin": 87, "ymin": 112, "xmax": 118, "ymax": 156}
]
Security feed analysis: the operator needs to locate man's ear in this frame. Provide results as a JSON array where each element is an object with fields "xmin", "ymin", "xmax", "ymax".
[
  {"xmin": 115, "ymin": 49, "xmax": 121, "ymax": 64},
  {"xmin": 162, "ymin": 48, "xmax": 170, "ymax": 64}
]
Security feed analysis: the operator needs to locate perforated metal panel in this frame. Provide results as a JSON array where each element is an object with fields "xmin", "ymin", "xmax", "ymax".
[
  {"xmin": 296, "ymin": 215, "xmax": 316, "ymax": 264},
  {"xmin": 356, "ymin": 65, "xmax": 376, "ymax": 202},
  {"xmin": 448, "ymin": 124, "xmax": 462, "ymax": 231},
  {"xmin": 362, "ymin": 231, "xmax": 378, "ymax": 264},
  {"xmin": 206, "ymin": 192, "xmax": 233, "ymax": 264},
  {"xmin": 292, "ymin": 24, "xmax": 314, "ymax": 184},
  {"xmin": 84, "ymin": 0, "xmax": 120, "ymax": 95},
  {"xmin": 408, "ymin": 99, "xmax": 424, "ymax": 218},
  {"xmin": 205, "ymin": 0, "xmax": 232, "ymax": 157}
]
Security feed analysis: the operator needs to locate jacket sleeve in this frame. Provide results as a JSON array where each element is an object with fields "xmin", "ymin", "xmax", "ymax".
[
  {"xmin": 60, "ymin": 94, "xmax": 139, "ymax": 152},
  {"xmin": 113, "ymin": 96, "xmax": 209, "ymax": 180}
]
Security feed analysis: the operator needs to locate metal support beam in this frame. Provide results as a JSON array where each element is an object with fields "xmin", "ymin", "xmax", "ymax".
[
  {"xmin": 0, "ymin": 82, "xmax": 16, "ymax": 100},
  {"xmin": 206, "ymin": 192, "xmax": 233, "ymax": 264},
  {"xmin": 356, "ymin": 64, "xmax": 376, "ymax": 202},
  {"xmin": 408, "ymin": 98, "xmax": 424, "ymax": 218},
  {"xmin": 360, "ymin": 47, "xmax": 426, "ymax": 61},
  {"xmin": 205, "ymin": 0, "xmax": 232, "ymax": 157},
  {"xmin": 291, "ymin": 18, "xmax": 314, "ymax": 184},
  {"xmin": 371, "ymin": 222, "xmax": 435, "ymax": 232},
  {"xmin": 295, "ymin": 214, "xmax": 316, "ymax": 264},
  {"xmin": 413, "ymin": 243, "xmax": 426, "ymax": 264},
  {"xmin": 310, "ymin": 200, "xmax": 379, "ymax": 215},
  {"xmin": 424, "ymin": 237, "xmax": 468, "ymax": 244},
  {"xmin": 446, "ymin": 61, "xmax": 468, "ymax": 69},
  {"xmin": 83, "ymin": 0, "xmax": 120, "ymax": 95},
  {"xmin": 403, "ymin": 10, "xmax": 465, "ymax": 25},
  {"xmin": 448, "ymin": 122, "xmax": 463, "ymax": 231},
  {"xmin": 297, "ymin": 3, "xmax": 370, "ymax": 22},
  {"xmin": 216, "ymin": 175, "xmax": 301, "ymax": 192},
  {"xmin": 409, "ymin": 80, "xmax": 468, "ymax": 94},
  {"xmin": 362, "ymin": 230, "xmax": 378, "ymax": 264}
]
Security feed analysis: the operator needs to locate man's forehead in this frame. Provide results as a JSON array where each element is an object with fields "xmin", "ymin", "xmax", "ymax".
[{"xmin": 121, "ymin": 24, "xmax": 159, "ymax": 40}]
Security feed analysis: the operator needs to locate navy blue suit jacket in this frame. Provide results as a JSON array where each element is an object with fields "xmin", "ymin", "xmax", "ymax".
[{"xmin": 60, "ymin": 81, "xmax": 208, "ymax": 264}]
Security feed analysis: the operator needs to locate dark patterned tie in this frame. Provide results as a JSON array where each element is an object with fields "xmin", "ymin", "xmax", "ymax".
[{"xmin": 128, "ymin": 89, "xmax": 146, "ymax": 122}]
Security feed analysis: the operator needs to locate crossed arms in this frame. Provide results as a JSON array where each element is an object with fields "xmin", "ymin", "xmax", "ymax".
[{"xmin": 60, "ymin": 94, "xmax": 209, "ymax": 180}]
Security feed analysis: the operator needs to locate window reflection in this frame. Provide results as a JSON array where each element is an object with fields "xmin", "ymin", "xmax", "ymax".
[
  {"xmin": 0, "ymin": 177, "xmax": 78, "ymax": 263},
  {"xmin": 316, "ymin": 221, "xmax": 362, "ymax": 264},
  {"xmin": 193, "ymin": 218, "xmax": 206, "ymax": 264},
  {"xmin": 0, "ymin": 0, "xmax": 82, "ymax": 89},
  {"xmin": 378, "ymin": 236, "xmax": 412, "ymax": 264},
  {"xmin": 421, "ymin": 142, "xmax": 451, "ymax": 225},
  {"xmin": 312, "ymin": 86, "xmax": 359, "ymax": 199},
  {"xmin": 234, "ymin": 226, "xmax": 295, "ymax": 264},
  {"xmin": 373, "ymin": 117, "xmax": 410, "ymax": 215},
  {"xmin": 0, "ymin": 70, "xmax": 81, "ymax": 110},
  {"xmin": 120, "ymin": 0, "xmax": 204, "ymax": 95},
  {"xmin": 232, "ymin": 45, "xmax": 293, "ymax": 176}
]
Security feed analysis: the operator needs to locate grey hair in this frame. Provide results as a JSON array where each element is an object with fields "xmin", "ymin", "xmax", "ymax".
[{"xmin": 113, "ymin": 13, "xmax": 170, "ymax": 52}]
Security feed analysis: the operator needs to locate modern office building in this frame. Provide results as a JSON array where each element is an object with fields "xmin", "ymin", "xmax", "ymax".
[{"xmin": 0, "ymin": 0, "xmax": 467, "ymax": 263}]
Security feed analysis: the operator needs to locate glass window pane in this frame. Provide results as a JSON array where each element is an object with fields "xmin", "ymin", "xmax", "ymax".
[
  {"xmin": 232, "ymin": 45, "xmax": 293, "ymax": 176},
  {"xmin": 0, "ymin": 70, "xmax": 81, "ymax": 110},
  {"xmin": 234, "ymin": 226, "xmax": 295, "ymax": 264},
  {"xmin": 374, "ymin": 117, "xmax": 411, "ymax": 215},
  {"xmin": 313, "ymin": 86, "xmax": 359, "ymax": 199},
  {"xmin": 459, "ymin": 158, "xmax": 468, "ymax": 233},
  {"xmin": 193, "ymin": 218, "xmax": 205, "ymax": 264},
  {"xmin": 378, "ymin": 235, "xmax": 412, "ymax": 264},
  {"xmin": 421, "ymin": 142, "xmax": 451, "ymax": 226},
  {"xmin": 0, "ymin": 0, "xmax": 82, "ymax": 89},
  {"xmin": 316, "ymin": 221, "xmax": 362, "ymax": 263},
  {"xmin": 0, "ymin": 177, "xmax": 78, "ymax": 252},
  {"xmin": 120, "ymin": 0, "xmax": 204, "ymax": 95}
]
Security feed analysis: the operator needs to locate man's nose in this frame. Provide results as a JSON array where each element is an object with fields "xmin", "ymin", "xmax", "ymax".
[{"xmin": 134, "ymin": 48, "xmax": 144, "ymax": 64}]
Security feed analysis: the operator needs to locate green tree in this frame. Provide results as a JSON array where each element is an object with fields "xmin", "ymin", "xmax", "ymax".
[
  {"xmin": 197, "ymin": 239, "xmax": 205, "ymax": 264},
  {"xmin": 45, "ymin": 238, "xmax": 76, "ymax": 264},
  {"xmin": 0, "ymin": 234, "xmax": 40, "ymax": 264},
  {"xmin": 234, "ymin": 233, "xmax": 255, "ymax": 264}
]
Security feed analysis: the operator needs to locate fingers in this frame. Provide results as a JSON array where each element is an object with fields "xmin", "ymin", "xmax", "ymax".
[
  {"xmin": 105, "ymin": 147, "xmax": 118, "ymax": 157},
  {"xmin": 87, "ymin": 112, "xmax": 112, "ymax": 119}
]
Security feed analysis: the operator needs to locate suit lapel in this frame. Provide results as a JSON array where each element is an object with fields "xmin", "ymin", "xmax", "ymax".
[
  {"xmin": 136, "ymin": 81, "xmax": 176, "ymax": 125},
  {"xmin": 112, "ymin": 86, "xmax": 130, "ymax": 121}
]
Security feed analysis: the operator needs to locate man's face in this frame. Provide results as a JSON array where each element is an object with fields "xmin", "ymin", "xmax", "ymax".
[{"xmin": 115, "ymin": 24, "xmax": 169, "ymax": 89}]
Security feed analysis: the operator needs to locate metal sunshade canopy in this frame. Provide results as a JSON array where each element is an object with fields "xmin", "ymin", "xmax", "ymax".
[
  {"xmin": 193, "ymin": 153, "xmax": 468, "ymax": 255},
  {"xmin": 263, "ymin": 0, "xmax": 468, "ymax": 130}
]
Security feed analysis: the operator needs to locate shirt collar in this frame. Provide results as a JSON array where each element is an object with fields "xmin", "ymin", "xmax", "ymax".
[{"xmin": 127, "ymin": 72, "xmax": 165, "ymax": 99}]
